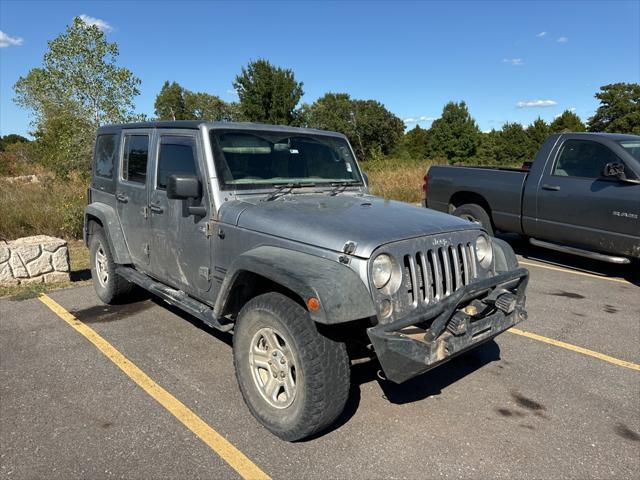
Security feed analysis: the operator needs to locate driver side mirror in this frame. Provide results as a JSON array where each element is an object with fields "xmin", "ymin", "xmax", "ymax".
[
  {"xmin": 167, "ymin": 174, "xmax": 206, "ymax": 216},
  {"xmin": 167, "ymin": 174, "xmax": 201, "ymax": 199}
]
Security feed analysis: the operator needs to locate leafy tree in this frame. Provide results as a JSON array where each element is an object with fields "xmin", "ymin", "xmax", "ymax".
[
  {"xmin": 0, "ymin": 134, "xmax": 29, "ymax": 152},
  {"xmin": 154, "ymin": 81, "xmax": 187, "ymax": 120},
  {"xmin": 550, "ymin": 110, "xmax": 586, "ymax": 133},
  {"xmin": 15, "ymin": 17, "xmax": 140, "ymax": 127},
  {"xmin": 403, "ymin": 125, "xmax": 431, "ymax": 159},
  {"xmin": 300, "ymin": 93, "xmax": 405, "ymax": 160},
  {"xmin": 429, "ymin": 101, "xmax": 480, "ymax": 163},
  {"xmin": 474, "ymin": 130, "xmax": 501, "ymax": 165},
  {"xmin": 588, "ymin": 83, "xmax": 640, "ymax": 134},
  {"xmin": 497, "ymin": 122, "xmax": 531, "ymax": 164},
  {"xmin": 32, "ymin": 102, "xmax": 95, "ymax": 176},
  {"xmin": 154, "ymin": 81, "xmax": 241, "ymax": 122},
  {"xmin": 233, "ymin": 59, "xmax": 303, "ymax": 125},
  {"xmin": 13, "ymin": 17, "xmax": 141, "ymax": 175},
  {"xmin": 184, "ymin": 91, "xmax": 240, "ymax": 121},
  {"xmin": 525, "ymin": 117, "xmax": 550, "ymax": 158}
]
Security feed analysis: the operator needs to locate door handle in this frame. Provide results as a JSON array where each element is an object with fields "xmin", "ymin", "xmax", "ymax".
[
  {"xmin": 542, "ymin": 184, "xmax": 561, "ymax": 191},
  {"xmin": 149, "ymin": 203, "xmax": 164, "ymax": 214},
  {"xmin": 115, "ymin": 192, "xmax": 128, "ymax": 203}
]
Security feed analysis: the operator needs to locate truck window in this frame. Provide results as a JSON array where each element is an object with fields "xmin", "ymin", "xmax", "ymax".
[
  {"xmin": 553, "ymin": 140, "xmax": 619, "ymax": 179},
  {"xmin": 95, "ymin": 134, "xmax": 117, "ymax": 179},
  {"xmin": 122, "ymin": 135, "xmax": 149, "ymax": 184},
  {"xmin": 156, "ymin": 136, "xmax": 198, "ymax": 190}
]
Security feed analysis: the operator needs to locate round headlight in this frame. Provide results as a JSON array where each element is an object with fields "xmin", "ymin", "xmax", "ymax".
[
  {"xmin": 475, "ymin": 235, "xmax": 493, "ymax": 268},
  {"xmin": 372, "ymin": 254, "xmax": 393, "ymax": 289}
]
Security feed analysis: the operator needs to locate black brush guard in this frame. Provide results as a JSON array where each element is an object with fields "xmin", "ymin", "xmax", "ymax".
[{"xmin": 367, "ymin": 268, "xmax": 529, "ymax": 383}]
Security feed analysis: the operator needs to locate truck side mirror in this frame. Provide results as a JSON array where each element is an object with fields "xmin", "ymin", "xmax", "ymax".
[{"xmin": 167, "ymin": 174, "xmax": 201, "ymax": 200}]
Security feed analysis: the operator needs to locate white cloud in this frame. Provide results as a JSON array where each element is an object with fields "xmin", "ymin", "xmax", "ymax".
[
  {"xmin": 536, "ymin": 31, "xmax": 547, "ymax": 37},
  {"xmin": 404, "ymin": 115, "xmax": 436, "ymax": 124},
  {"xmin": 503, "ymin": 58, "xmax": 524, "ymax": 66},
  {"xmin": 226, "ymin": 89, "xmax": 239, "ymax": 97},
  {"xmin": 557, "ymin": 36, "xmax": 568, "ymax": 43},
  {"xmin": 516, "ymin": 99, "xmax": 558, "ymax": 108},
  {"xmin": 77, "ymin": 14, "xmax": 113, "ymax": 32},
  {"xmin": 0, "ymin": 31, "xmax": 24, "ymax": 48}
]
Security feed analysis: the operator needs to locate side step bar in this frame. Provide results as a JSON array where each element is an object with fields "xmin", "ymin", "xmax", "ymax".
[
  {"xmin": 116, "ymin": 266, "xmax": 233, "ymax": 332},
  {"xmin": 529, "ymin": 238, "xmax": 630, "ymax": 264}
]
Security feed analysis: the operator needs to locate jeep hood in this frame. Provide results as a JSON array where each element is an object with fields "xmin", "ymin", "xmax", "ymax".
[{"xmin": 222, "ymin": 194, "xmax": 479, "ymax": 258}]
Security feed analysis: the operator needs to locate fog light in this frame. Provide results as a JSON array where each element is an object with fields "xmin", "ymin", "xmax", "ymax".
[{"xmin": 380, "ymin": 299, "xmax": 393, "ymax": 318}]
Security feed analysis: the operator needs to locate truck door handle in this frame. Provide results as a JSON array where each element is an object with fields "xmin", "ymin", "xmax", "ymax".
[
  {"xmin": 149, "ymin": 203, "xmax": 164, "ymax": 214},
  {"xmin": 542, "ymin": 184, "xmax": 560, "ymax": 191},
  {"xmin": 115, "ymin": 192, "xmax": 128, "ymax": 203}
]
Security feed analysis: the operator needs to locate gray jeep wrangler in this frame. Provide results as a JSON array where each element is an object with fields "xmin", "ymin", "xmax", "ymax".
[{"xmin": 85, "ymin": 121, "xmax": 528, "ymax": 441}]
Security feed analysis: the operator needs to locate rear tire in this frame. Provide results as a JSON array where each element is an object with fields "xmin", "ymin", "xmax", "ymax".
[
  {"xmin": 453, "ymin": 203, "xmax": 494, "ymax": 236},
  {"xmin": 89, "ymin": 227, "xmax": 135, "ymax": 304},
  {"xmin": 233, "ymin": 292, "xmax": 350, "ymax": 441}
]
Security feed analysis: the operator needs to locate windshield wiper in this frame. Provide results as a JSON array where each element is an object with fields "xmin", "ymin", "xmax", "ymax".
[
  {"xmin": 264, "ymin": 183, "xmax": 316, "ymax": 201},
  {"xmin": 328, "ymin": 180, "xmax": 361, "ymax": 196}
]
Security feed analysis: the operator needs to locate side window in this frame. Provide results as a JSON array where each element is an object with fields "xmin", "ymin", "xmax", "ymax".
[
  {"xmin": 553, "ymin": 140, "xmax": 619, "ymax": 179},
  {"xmin": 94, "ymin": 134, "xmax": 117, "ymax": 178},
  {"xmin": 122, "ymin": 135, "xmax": 149, "ymax": 184},
  {"xmin": 157, "ymin": 136, "xmax": 198, "ymax": 190}
]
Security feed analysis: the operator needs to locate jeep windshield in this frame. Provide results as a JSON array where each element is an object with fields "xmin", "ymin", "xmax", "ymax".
[{"xmin": 209, "ymin": 129, "xmax": 364, "ymax": 190}]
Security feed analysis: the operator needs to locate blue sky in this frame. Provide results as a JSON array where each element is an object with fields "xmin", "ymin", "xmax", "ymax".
[{"xmin": 1, "ymin": 0, "xmax": 639, "ymax": 137}]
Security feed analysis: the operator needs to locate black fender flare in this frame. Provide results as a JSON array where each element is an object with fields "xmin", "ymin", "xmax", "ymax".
[
  {"xmin": 84, "ymin": 203, "xmax": 132, "ymax": 265},
  {"xmin": 214, "ymin": 246, "xmax": 376, "ymax": 324}
]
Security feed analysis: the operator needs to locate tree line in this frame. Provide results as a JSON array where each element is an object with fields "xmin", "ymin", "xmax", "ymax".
[{"xmin": 7, "ymin": 17, "xmax": 640, "ymax": 178}]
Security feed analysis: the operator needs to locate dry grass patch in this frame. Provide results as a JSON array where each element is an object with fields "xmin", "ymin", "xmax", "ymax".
[{"xmin": 363, "ymin": 157, "xmax": 442, "ymax": 204}]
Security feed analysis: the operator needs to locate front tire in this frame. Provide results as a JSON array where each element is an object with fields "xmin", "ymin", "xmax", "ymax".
[
  {"xmin": 453, "ymin": 203, "xmax": 494, "ymax": 236},
  {"xmin": 89, "ymin": 227, "xmax": 135, "ymax": 304},
  {"xmin": 233, "ymin": 292, "xmax": 350, "ymax": 441}
]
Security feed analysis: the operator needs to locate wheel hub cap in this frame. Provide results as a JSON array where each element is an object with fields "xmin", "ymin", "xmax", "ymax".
[
  {"xmin": 249, "ymin": 327, "xmax": 297, "ymax": 409},
  {"xmin": 95, "ymin": 246, "xmax": 109, "ymax": 287}
]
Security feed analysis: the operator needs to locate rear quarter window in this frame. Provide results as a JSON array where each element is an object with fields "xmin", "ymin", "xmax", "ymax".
[{"xmin": 94, "ymin": 134, "xmax": 117, "ymax": 178}]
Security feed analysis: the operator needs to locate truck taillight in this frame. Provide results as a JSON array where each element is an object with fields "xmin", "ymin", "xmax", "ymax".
[{"xmin": 422, "ymin": 174, "xmax": 429, "ymax": 195}]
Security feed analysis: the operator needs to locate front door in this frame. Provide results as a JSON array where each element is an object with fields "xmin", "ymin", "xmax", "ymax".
[
  {"xmin": 149, "ymin": 130, "xmax": 212, "ymax": 295},
  {"xmin": 116, "ymin": 130, "xmax": 152, "ymax": 267},
  {"xmin": 535, "ymin": 138, "xmax": 639, "ymax": 256}
]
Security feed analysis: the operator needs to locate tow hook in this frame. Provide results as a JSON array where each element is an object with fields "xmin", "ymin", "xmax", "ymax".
[{"xmin": 495, "ymin": 292, "xmax": 517, "ymax": 314}]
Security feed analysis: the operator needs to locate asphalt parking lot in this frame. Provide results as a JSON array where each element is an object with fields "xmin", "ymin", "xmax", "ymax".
[{"xmin": 1, "ymin": 239, "xmax": 639, "ymax": 479}]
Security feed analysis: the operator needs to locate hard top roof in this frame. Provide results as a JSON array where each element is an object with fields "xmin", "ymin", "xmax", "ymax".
[{"xmin": 97, "ymin": 121, "xmax": 347, "ymax": 138}]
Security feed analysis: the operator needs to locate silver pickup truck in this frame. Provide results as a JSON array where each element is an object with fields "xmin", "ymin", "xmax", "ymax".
[{"xmin": 426, "ymin": 133, "xmax": 640, "ymax": 264}]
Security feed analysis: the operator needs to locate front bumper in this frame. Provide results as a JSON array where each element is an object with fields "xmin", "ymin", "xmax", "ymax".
[{"xmin": 367, "ymin": 267, "xmax": 528, "ymax": 383}]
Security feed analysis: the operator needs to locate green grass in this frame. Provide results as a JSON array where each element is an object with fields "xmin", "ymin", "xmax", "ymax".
[{"xmin": 0, "ymin": 240, "xmax": 91, "ymax": 300}]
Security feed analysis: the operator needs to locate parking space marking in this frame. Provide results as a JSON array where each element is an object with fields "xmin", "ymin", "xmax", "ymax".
[
  {"xmin": 509, "ymin": 328, "xmax": 640, "ymax": 371},
  {"xmin": 39, "ymin": 294, "xmax": 271, "ymax": 480},
  {"xmin": 518, "ymin": 260, "xmax": 630, "ymax": 285}
]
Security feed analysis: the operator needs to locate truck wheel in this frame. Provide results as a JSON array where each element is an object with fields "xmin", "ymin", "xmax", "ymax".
[
  {"xmin": 453, "ymin": 203, "xmax": 494, "ymax": 236},
  {"xmin": 233, "ymin": 292, "xmax": 350, "ymax": 441},
  {"xmin": 89, "ymin": 227, "xmax": 135, "ymax": 304}
]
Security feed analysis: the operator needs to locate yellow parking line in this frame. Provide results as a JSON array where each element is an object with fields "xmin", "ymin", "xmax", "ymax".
[
  {"xmin": 39, "ymin": 294, "xmax": 270, "ymax": 480},
  {"xmin": 519, "ymin": 260, "xmax": 630, "ymax": 285},
  {"xmin": 508, "ymin": 328, "xmax": 640, "ymax": 371}
]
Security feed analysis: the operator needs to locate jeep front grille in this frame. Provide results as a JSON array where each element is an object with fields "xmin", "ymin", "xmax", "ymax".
[{"xmin": 403, "ymin": 243, "xmax": 477, "ymax": 306}]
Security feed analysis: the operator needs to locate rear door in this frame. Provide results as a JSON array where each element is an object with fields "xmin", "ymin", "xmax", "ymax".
[
  {"xmin": 116, "ymin": 129, "xmax": 152, "ymax": 267},
  {"xmin": 534, "ymin": 137, "xmax": 639, "ymax": 255},
  {"xmin": 148, "ymin": 130, "xmax": 212, "ymax": 295}
]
